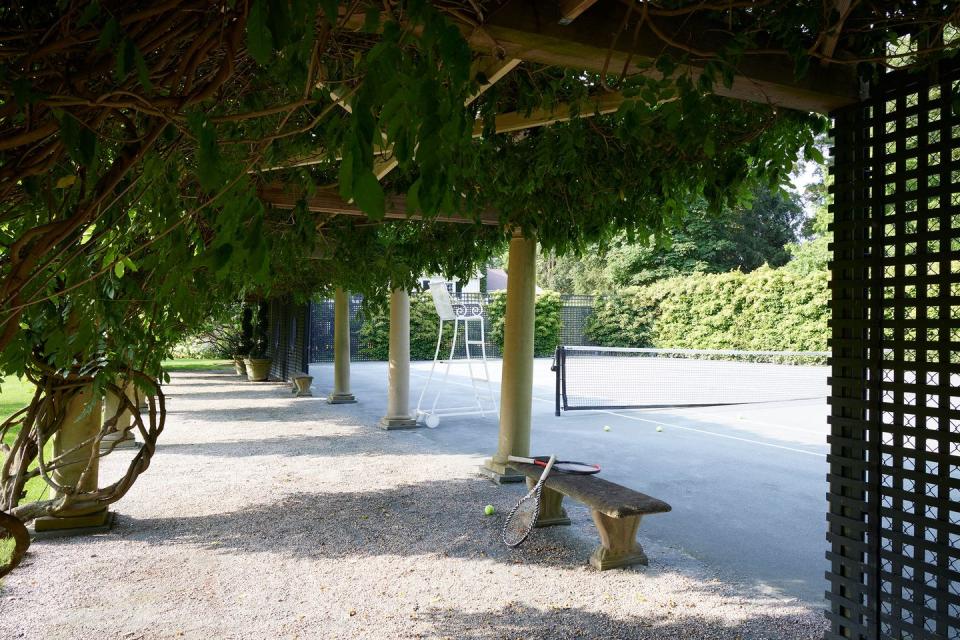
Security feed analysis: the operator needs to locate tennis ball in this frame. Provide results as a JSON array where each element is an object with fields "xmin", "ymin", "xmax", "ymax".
[
  {"xmin": 484, "ymin": 505, "xmax": 495, "ymax": 516},
  {"xmin": 656, "ymin": 426, "xmax": 663, "ymax": 432},
  {"xmin": 603, "ymin": 425, "xmax": 611, "ymax": 432}
]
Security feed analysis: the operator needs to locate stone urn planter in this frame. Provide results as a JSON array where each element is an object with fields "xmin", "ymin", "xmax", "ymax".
[
  {"xmin": 233, "ymin": 357, "xmax": 247, "ymax": 377},
  {"xmin": 244, "ymin": 357, "xmax": 271, "ymax": 382}
]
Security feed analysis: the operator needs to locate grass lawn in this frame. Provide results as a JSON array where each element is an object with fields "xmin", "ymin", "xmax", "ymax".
[
  {"xmin": 0, "ymin": 376, "xmax": 36, "ymax": 435},
  {"xmin": 1, "ymin": 376, "xmax": 46, "ymax": 575},
  {"xmin": 161, "ymin": 358, "xmax": 233, "ymax": 372}
]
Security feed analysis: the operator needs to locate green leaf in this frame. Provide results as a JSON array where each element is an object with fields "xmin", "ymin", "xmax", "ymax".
[
  {"xmin": 353, "ymin": 171, "xmax": 385, "ymax": 220},
  {"xmin": 115, "ymin": 37, "xmax": 134, "ymax": 82},
  {"xmin": 703, "ymin": 135, "xmax": 716, "ymax": 158},
  {"xmin": 363, "ymin": 5, "xmax": 381, "ymax": 32},
  {"xmin": 246, "ymin": 0, "xmax": 273, "ymax": 65},
  {"xmin": 267, "ymin": 0, "xmax": 292, "ymax": 48},
  {"xmin": 96, "ymin": 17, "xmax": 119, "ymax": 53},
  {"xmin": 134, "ymin": 47, "xmax": 153, "ymax": 91},
  {"xmin": 114, "ymin": 260, "xmax": 125, "ymax": 278},
  {"xmin": 188, "ymin": 112, "xmax": 222, "ymax": 190},
  {"xmin": 212, "ymin": 243, "xmax": 234, "ymax": 273},
  {"xmin": 60, "ymin": 112, "xmax": 97, "ymax": 166},
  {"xmin": 319, "ymin": 0, "xmax": 339, "ymax": 24},
  {"xmin": 78, "ymin": 2, "xmax": 101, "ymax": 27},
  {"xmin": 952, "ymin": 94, "xmax": 960, "ymax": 118}
]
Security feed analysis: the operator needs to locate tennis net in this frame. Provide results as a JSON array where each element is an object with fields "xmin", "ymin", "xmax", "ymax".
[{"xmin": 552, "ymin": 346, "xmax": 829, "ymax": 414}]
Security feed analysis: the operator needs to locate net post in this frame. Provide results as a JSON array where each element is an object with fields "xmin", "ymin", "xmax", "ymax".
[{"xmin": 553, "ymin": 346, "xmax": 563, "ymax": 417}]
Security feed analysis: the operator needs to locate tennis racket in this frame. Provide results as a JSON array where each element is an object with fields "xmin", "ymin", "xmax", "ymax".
[
  {"xmin": 507, "ymin": 455, "xmax": 601, "ymax": 475},
  {"xmin": 501, "ymin": 455, "xmax": 557, "ymax": 548}
]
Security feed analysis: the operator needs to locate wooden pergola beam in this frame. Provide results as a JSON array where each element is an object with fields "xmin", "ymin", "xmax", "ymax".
[
  {"xmin": 466, "ymin": 0, "xmax": 858, "ymax": 113},
  {"xmin": 259, "ymin": 184, "xmax": 499, "ymax": 226},
  {"xmin": 558, "ymin": 0, "xmax": 602, "ymax": 25},
  {"xmin": 261, "ymin": 91, "xmax": 630, "ymax": 172},
  {"xmin": 477, "ymin": 91, "xmax": 630, "ymax": 135}
]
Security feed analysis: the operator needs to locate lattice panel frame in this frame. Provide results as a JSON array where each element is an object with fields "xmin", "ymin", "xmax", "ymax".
[{"xmin": 827, "ymin": 61, "xmax": 960, "ymax": 640}]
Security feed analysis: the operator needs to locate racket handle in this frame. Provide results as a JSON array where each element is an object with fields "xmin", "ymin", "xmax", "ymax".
[
  {"xmin": 507, "ymin": 455, "xmax": 535, "ymax": 464},
  {"xmin": 540, "ymin": 455, "xmax": 557, "ymax": 478}
]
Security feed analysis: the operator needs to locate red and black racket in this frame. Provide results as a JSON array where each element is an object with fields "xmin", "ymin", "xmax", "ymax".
[{"xmin": 508, "ymin": 455, "xmax": 600, "ymax": 475}]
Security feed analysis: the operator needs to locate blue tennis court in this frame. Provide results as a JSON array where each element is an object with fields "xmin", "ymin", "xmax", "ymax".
[{"xmin": 311, "ymin": 356, "xmax": 829, "ymax": 606}]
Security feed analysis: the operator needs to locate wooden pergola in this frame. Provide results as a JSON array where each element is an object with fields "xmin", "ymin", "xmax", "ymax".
[{"xmin": 256, "ymin": 4, "xmax": 959, "ymax": 639}]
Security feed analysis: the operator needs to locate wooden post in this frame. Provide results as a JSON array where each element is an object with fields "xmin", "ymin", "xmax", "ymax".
[
  {"xmin": 482, "ymin": 230, "xmax": 536, "ymax": 483},
  {"xmin": 381, "ymin": 288, "xmax": 417, "ymax": 429},
  {"xmin": 328, "ymin": 287, "xmax": 356, "ymax": 404}
]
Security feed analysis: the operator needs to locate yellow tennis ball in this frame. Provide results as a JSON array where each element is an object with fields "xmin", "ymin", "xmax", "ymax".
[
  {"xmin": 603, "ymin": 425, "xmax": 611, "ymax": 432},
  {"xmin": 656, "ymin": 426, "xmax": 663, "ymax": 432},
  {"xmin": 484, "ymin": 505, "xmax": 495, "ymax": 516}
]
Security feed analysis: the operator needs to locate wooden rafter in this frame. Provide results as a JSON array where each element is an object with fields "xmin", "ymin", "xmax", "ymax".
[
  {"xmin": 259, "ymin": 184, "xmax": 499, "ymax": 226},
  {"xmin": 476, "ymin": 91, "xmax": 631, "ymax": 135},
  {"xmin": 461, "ymin": 0, "xmax": 857, "ymax": 113},
  {"xmin": 558, "ymin": 0, "xmax": 602, "ymax": 25},
  {"xmin": 262, "ymin": 91, "xmax": 631, "ymax": 172}
]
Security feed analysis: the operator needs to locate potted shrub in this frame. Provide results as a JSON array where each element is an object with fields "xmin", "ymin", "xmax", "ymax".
[
  {"xmin": 244, "ymin": 353, "xmax": 271, "ymax": 381},
  {"xmin": 244, "ymin": 302, "xmax": 271, "ymax": 381},
  {"xmin": 234, "ymin": 305, "xmax": 254, "ymax": 377}
]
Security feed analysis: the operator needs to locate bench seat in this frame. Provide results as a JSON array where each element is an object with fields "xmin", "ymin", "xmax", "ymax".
[{"xmin": 510, "ymin": 462, "xmax": 671, "ymax": 570}]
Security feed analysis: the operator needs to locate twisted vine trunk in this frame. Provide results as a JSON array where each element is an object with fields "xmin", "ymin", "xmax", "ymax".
[{"xmin": 0, "ymin": 367, "xmax": 165, "ymax": 525}]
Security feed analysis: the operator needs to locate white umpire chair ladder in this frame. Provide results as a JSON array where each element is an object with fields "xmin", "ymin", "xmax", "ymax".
[{"xmin": 415, "ymin": 282, "xmax": 497, "ymax": 428}]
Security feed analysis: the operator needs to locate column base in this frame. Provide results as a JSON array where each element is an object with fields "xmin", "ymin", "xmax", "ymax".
[
  {"xmin": 32, "ymin": 509, "xmax": 113, "ymax": 536},
  {"xmin": 479, "ymin": 458, "xmax": 525, "ymax": 484},
  {"xmin": 327, "ymin": 393, "xmax": 356, "ymax": 404},
  {"xmin": 380, "ymin": 416, "xmax": 418, "ymax": 430},
  {"xmin": 99, "ymin": 432, "xmax": 140, "ymax": 453}
]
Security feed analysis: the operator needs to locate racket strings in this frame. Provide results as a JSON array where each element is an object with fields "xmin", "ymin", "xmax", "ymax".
[{"xmin": 501, "ymin": 490, "xmax": 541, "ymax": 547}]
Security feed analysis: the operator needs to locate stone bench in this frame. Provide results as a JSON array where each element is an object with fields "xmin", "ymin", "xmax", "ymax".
[{"xmin": 510, "ymin": 462, "xmax": 671, "ymax": 570}]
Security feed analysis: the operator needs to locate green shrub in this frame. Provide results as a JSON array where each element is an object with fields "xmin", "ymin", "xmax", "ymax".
[
  {"xmin": 359, "ymin": 292, "xmax": 457, "ymax": 361},
  {"xmin": 487, "ymin": 289, "xmax": 563, "ymax": 358},
  {"xmin": 359, "ymin": 289, "xmax": 564, "ymax": 360},
  {"xmin": 584, "ymin": 266, "xmax": 828, "ymax": 352}
]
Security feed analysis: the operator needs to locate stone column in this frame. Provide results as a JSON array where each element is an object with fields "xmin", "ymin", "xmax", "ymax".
[
  {"xmin": 34, "ymin": 383, "xmax": 111, "ymax": 532},
  {"xmin": 482, "ymin": 230, "xmax": 536, "ymax": 483},
  {"xmin": 100, "ymin": 380, "xmax": 139, "ymax": 451},
  {"xmin": 328, "ymin": 287, "xmax": 356, "ymax": 404},
  {"xmin": 381, "ymin": 288, "xmax": 417, "ymax": 429}
]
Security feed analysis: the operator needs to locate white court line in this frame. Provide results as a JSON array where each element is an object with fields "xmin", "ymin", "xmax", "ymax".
[
  {"xmin": 594, "ymin": 409, "xmax": 825, "ymax": 457},
  {"xmin": 635, "ymin": 406, "xmax": 825, "ymax": 435},
  {"xmin": 409, "ymin": 371, "xmax": 824, "ymax": 457}
]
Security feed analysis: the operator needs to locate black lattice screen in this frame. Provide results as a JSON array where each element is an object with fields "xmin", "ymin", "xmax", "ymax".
[
  {"xmin": 265, "ymin": 298, "xmax": 309, "ymax": 381},
  {"xmin": 827, "ymin": 61, "xmax": 960, "ymax": 640}
]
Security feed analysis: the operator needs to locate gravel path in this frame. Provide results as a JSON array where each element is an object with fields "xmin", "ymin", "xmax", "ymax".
[{"xmin": 2, "ymin": 371, "xmax": 827, "ymax": 639}]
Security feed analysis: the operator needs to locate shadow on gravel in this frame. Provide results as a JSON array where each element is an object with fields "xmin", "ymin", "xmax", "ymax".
[
  {"xmin": 162, "ymin": 406, "xmax": 327, "ymax": 423},
  {"xmin": 419, "ymin": 602, "xmax": 824, "ymax": 640},
  {"xmin": 115, "ymin": 483, "xmax": 604, "ymax": 569},
  {"xmin": 153, "ymin": 434, "xmax": 409, "ymax": 458}
]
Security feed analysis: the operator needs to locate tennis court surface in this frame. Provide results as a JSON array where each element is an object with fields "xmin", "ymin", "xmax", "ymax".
[{"xmin": 319, "ymin": 355, "xmax": 830, "ymax": 606}]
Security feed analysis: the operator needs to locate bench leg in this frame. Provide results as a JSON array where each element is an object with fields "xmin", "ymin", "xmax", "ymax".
[
  {"xmin": 527, "ymin": 479, "xmax": 571, "ymax": 527},
  {"xmin": 589, "ymin": 511, "xmax": 648, "ymax": 570}
]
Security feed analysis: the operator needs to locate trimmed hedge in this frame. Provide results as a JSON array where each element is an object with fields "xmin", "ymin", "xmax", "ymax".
[
  {"xmin": 486, "ymin": 289, "xmax": 562, "ymax": 358},
  {"xmin": 584, "ymin": 266, "xmax": 828, "ymax": 352},
  {"xmin": 359, "ymin": 290, "xmax": 564, "ymax": 360}
]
